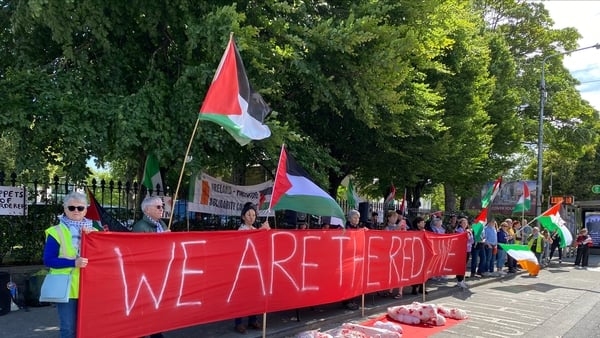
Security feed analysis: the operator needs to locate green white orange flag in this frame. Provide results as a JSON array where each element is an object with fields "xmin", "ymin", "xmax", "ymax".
[
  {"xmin": 199, "ymin": 35, "xmax": 271, "ymax": 146},
  {"xmin": 472, "ymin": 207, "xmax": 488, "ymax": 241},
  {"xmin": 538, "ymin": 202, "xmax": 573, "ymax": 248},
  {"xmin": 269, "ymin": 145, "xmax": 346, "ymax": 222},
  {"xmin": 346, "ymin": 178, "xmax": 361, "ymax": 209},
  {"xmin": 512, "ymin": 181, "xmax": 531, "ymax": 213},
  {"xmin": 142, "ymin": 154, "xmax": 163, "ymax": 195},
  {"xmin": 481, "ymin": 176, "xmax": 502, "ymax": 208},
  {"xmin": 498, "ymin": 243, "xmax": 540, "ymax": 276}
]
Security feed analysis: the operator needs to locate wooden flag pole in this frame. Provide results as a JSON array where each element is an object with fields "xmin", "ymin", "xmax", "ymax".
[{"xmin": 168, "ymin": 117, "xmax": 201, "ymax": 230}]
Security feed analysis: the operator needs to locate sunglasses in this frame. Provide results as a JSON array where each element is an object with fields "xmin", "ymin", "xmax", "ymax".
[
  {"xmin": 154, "ymin": 205, "xmax": 164, "ymax": 210},
  {"xmin": 67, "ymin": 206, "xmax": 86, "ymax": 212}
]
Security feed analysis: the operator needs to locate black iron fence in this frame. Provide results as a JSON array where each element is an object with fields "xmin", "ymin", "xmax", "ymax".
[{"xmin": 0, "ymin": 171, "xmax": 173, "ymax": 224}]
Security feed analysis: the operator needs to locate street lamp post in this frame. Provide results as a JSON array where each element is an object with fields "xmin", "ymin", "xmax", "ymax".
[{"xmin": 537, "ymin": 43, "xmax": 600, "ymax": 217}]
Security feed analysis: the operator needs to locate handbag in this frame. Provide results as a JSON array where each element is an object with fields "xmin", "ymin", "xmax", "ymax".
[
  {"xmin": 39, "ymin": 224, "xmax": 75, "ymax": 303},
  {"xmin": 39, "ymin": 272, "xmax": 72, "ymax": 303}
]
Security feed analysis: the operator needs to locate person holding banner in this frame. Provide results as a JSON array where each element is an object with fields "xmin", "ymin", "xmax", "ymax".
[
  {"xmin": 132, "ymin": 196, "xmax": 169, "ymax": 233},
  {"xmin": 234, "ymin": 202, "xmax": 269, "ymax": 334},
  {"xmin": 42, "ymin": 191, "xmax": 94, "ymax": 338},
  {"xmin": 410, "ymin": 216, "xmax": 429, "ymax": 295},
  {"xmin": 132, "ymin": 196, "xmax": 169, "ymax": 338}
]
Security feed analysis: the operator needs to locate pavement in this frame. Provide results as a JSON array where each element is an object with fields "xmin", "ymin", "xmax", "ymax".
[{"xmin": 1, "ymin": 252, "xmax": 598, "ymax": 338}]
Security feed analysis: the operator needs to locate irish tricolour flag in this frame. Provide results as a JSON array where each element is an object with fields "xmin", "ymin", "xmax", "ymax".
[
  {"xmin": 499, "ymin": 243, "xmax": 540, "ymax": 276},
  {"xmin": 538, "ymin": 202, "xmax": 573, "ymax": 248},
  {"xmin": 269, "ymin": 145, "xmax": 346, "ymax": 222},
  {"xmin": 199, "ymin": 35, "xmax": 271, "ymax": 146}
]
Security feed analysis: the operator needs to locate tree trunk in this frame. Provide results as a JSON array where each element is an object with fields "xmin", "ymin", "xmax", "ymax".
[{"xmin": 444, "ymin": 184, "xmax": 457, "ymax": 213}]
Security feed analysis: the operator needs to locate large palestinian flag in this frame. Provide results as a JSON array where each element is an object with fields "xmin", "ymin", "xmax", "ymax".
[
  {"xmin": 499, "ymin": 243, "xmax": 540, "ymax": 276},
  {"xmin": 538, "ymin": 202, "xmax": 573, "ymax": 248},
  {"xmin": 269, "ymin": 145, "xmax": 346, "ymax": 222},
  {"xmin": 199, "ymin": 35, "xmax": 272, "ymax": 146}
]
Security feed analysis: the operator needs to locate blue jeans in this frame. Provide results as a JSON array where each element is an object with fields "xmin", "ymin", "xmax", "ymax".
[
  {"xmin": 471, "ymin": 243, "xmax": 487, "ymax": 274},
  {"xmin": 470, "ymin": 244, "xmax": 479, "ymax": 274},
  {"xmin": 485, "ymin": 246, "xmax": 494, "ymax": 273},
  {"xmin": 57, "ymin": 299, "xmax": 78, "ymax": 338},
  {"xmin": 496, "ymin": 248, "xmax": 507, "ymax": 271}
]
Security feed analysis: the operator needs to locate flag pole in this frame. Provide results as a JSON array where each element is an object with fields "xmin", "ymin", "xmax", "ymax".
[
  {"xmin": 168, "ymin": 117, "xmax": 201, "ymax": 230},
  {"xmin": 361, "ymin": 294, "xmax": 365, "ymax": 317}
]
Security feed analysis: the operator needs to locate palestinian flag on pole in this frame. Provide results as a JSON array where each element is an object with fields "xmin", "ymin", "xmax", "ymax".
[
  {"xmin": 86, "ymin": 188, "xmax": 129, "ymax": 232},
  {"xmin": 199, "ymin": 35, "xmax": 272, "ymax": 146},
  {"xmin": 383, "ymin": 184, "xmax": 396, "ymax": 209},
  {"xmin": 499, "ymin": 243, "xmax": 540, "ymax": 276},
  {"xmin": 257, "ymin": 186, "xmax": 272, "ymax": 217},
  {"xmin": 269, "ymin": 145, "xmax": 346, "ymax": 222},
  {"xmin": 399, "ymin": 188, "xmax": 407, "ymax": 215},
  {"xmin": 512, "ymin": 181, "xmax": 531, "ymax": 213},
  {"xmin": 346, "ymin": 178, "xmax": 361, "ymax": 209},
  {"xmin": 537, "ymin": 202, "xmax": 573, "ymax": 248},
  {"xmin": 143, "ymin": 154, "xmax": 163, "ymax": 195},
  {"xmin": 472, "ymin": 207, "xmax": 488, "ymax": 242},
  {"xmin": 481, "ymin": 176, "xmax": 502, "ymax": 208}
]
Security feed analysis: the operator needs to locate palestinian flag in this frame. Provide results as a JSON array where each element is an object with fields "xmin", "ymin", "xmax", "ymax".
[
  {"xmin": 199, "ymin": 35, "xmax": 272, "ymax": 146},
  {"xmin": 499, "ymin": 243, "xmax": 540, "ymax": 276},
  {"xmin": 86, "ymin": 188, "xmax": 130, "ymax": 232},
  {"xmin": 481, "ymin": 176, "xmax": 502, "ymax": 208},
  {"xmin": 512, "ymin": 181, "xmax": 531, "ymax": 213},
  {"xmin": 383, "ymin": 184, "xmax": 396, "ymax": 208},
  {"xmin": 257, "ymin": 186, "xmax": 272, "ymax": 217},
  {"xmin": 142, "ymin": 154, "xmax": 163, "ymax": 195},
  {"xmin": 398, "ymin": 188, "xmax": 407, "ymax": 215},
  {"xmin": 472, "ymin": 207, "xmax": 488, "ymax": 242},
  {"xmin": 269, "ymin": 145, "xmax": 346, "ymax": 222},
  {"xmin": 346, "ymin": 178, "xmax": 361, "ymax": 209},
  {"xmin": 538, "ymin": 202, "xmax": 573, "ymax": 248}
]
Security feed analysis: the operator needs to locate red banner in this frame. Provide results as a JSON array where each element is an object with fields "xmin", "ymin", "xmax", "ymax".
[{"xmin": 78, "ymin": 229, "xmax": 466, "ymax": 337}]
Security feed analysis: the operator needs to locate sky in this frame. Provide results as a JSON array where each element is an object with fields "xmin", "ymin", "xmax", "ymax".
[{"xmin": 541, "ymin": 1, "xmax": 600, "ymax": 111}]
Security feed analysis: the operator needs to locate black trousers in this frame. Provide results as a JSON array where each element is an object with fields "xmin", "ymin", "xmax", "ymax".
[
  {"xmin": 575, "ymin": 245, "xmax": 590, "ymax": 266},
  {"xmin": 549, "ymin": 239, "xmax": 563, "ymax": 260}
]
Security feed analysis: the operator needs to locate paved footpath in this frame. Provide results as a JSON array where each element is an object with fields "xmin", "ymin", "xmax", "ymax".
[{"xmin": 2, "ymin": 254, "xmax": 598, "ymax": 337}]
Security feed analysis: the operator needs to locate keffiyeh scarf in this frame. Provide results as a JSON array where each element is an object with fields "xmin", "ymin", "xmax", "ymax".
[
  {"xmin": 59, "ymin": 214, "xmax": 93, "ymax": 256},
  {"xmin": 143, "ymin": 214, "xmax": 165, "ymax": 232}
]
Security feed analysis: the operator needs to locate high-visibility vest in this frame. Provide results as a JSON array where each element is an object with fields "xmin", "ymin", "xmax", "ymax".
[
  {"xmin": 45, "ymin": 224, "xmax": 79, "ymax": 299},
  {"xmin": 527, "ymin": 235, "xmax": 543, "ymax": 253}
]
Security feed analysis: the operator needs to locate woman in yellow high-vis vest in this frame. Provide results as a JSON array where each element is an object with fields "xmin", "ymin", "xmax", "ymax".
[{"xmin": 42, "ymin": 191, "xmax": 94, "ymax": 338}]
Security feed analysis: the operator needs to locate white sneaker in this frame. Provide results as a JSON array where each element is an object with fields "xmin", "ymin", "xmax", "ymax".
[{"xmin": 457, "ymin": 281, "xmax": 468, "ymax": 289}]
